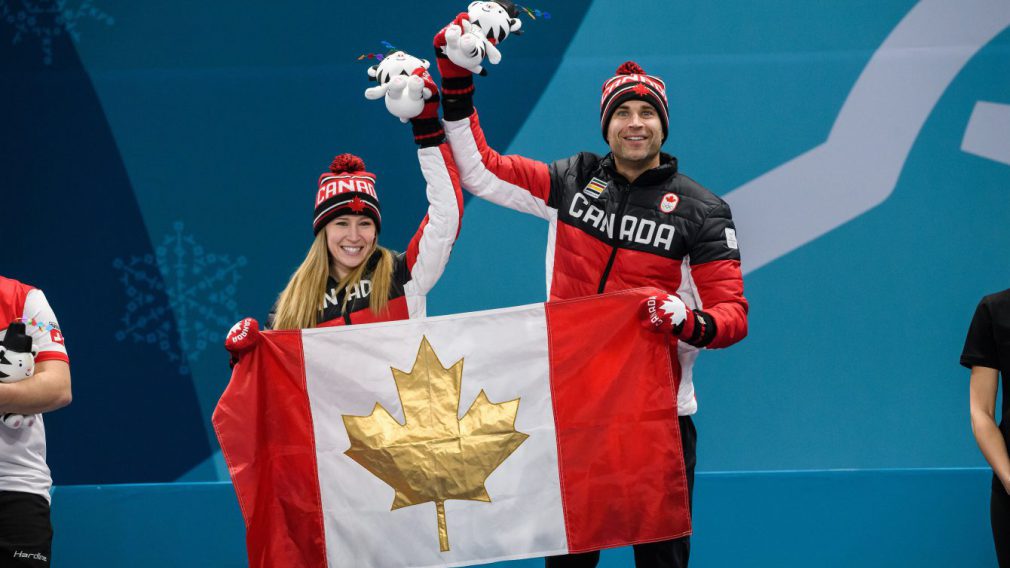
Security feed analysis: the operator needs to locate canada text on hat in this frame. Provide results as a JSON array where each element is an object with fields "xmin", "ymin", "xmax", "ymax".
[
  {"xmin": 312, "ymin": 154, "xmax": 382, "ymax": 235},
  {"xmin": 315, "ymin": 174, "xmax": 378, "ymax": 207}
]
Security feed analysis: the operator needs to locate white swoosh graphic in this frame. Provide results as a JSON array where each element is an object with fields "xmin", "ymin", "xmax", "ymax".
[
  {"xmin": 962, "ymin": 101, "xmax": 1010, "ymax": 166},
  {"xmin": 726, "ymin": 0, "xmax": 1010, "ymax": 274}
]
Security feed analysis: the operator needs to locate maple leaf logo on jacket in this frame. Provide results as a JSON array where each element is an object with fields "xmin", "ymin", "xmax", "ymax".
[{"xmin": 342, "ymin": 336, "xmax": 528, "ymax": 552}]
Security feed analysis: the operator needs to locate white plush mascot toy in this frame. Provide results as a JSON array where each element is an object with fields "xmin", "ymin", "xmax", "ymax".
[
  {"xmin": 364, "ymin": 50, "xmax": 434, "ymax": 123},
  {"xmin": 0, "ymin": 321, "xmax": 38, "ymax": 429},
  {"xmin": 444, "ymin": 1, "xmax": 523, "ymax": 75}
]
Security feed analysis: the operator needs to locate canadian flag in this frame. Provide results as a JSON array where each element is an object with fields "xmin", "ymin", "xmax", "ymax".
[{"xmin": 213, "ymin": 289, "xmax": 690, "ymax": 568}]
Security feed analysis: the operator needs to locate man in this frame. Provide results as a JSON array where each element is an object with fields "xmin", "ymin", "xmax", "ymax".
[
  {"xmin": 435, "ymin": 21, "xmax": 748, "ymax": 568},
  {"xmin": 0, "ymin": 276, "xmax": 72, "ymax": 567}
]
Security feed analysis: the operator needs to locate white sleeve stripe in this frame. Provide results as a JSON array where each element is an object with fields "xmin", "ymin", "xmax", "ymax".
[
  {"xmin": 544, "ymin": 212, "xmax": 558, "ymax": 296},
  {"xmin": 444, "ymin": 118, "xmax": 555, "ymax": 220},
  {"xmin": 677, "ymin": 257, "xmax": 703, "ymax": 311},
  {"xmin": 406, "ymin": 146, "xmax": 462, "ymax": 300}
]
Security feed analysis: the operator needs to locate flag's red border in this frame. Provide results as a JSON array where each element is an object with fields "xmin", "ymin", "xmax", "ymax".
[{"xmin": 546, "ymin": 287, "xmax": 692, "ymax": 553}]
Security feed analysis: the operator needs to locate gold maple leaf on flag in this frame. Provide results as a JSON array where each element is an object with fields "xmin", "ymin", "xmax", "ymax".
[{"xmin": 342, "ymin": 336, "xmax": 529, "ymax": 552}]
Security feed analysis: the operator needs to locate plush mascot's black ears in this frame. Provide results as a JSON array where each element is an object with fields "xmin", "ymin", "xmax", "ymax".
[{"xmin": 2, "ymin": 322, "xmax": 32, "ymax": 353}]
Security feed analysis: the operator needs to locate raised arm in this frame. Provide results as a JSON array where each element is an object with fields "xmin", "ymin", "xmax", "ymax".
[
  {"xmin": 403, "ymin": 141, "xmax": 464, "ymax": 296},
  {"xmin": 435, "ymin": 16, "xmax": 554, "ymax": 220},
  {"xmin": 379, "ymin": 68, "xmax": 466, "ymax": 299}
]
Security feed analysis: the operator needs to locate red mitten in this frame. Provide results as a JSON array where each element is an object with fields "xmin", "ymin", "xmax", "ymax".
[
  {"xmin": 410, "ymin": 68, "xmax": 444, "ymax": 147},
  {"xmin": 639, "ymin": 294, "xmax": 689, "ymax": 335},
  {"xmin": 639, "ymin": 294, "xmax": 716, "ymax": 347},
  {"xmin": 225, "ymin": 318, "xmax": 260, "ymax": 368},
  {"xmin": 414, "ymin": 68, "xmax": 440, "ymax": 119},
  {"xmin": 434, "ymin": 13, "xmax": 474, "ymax": 80}
]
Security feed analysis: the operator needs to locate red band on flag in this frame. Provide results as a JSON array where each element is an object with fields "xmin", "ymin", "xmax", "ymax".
[
  {"xmin": 546, "ymin": 289, "xmax": 691, "ymax": 552},
  {"xmin": 213, "ymin": 331, "xmax": 327, "ymax": 568}
]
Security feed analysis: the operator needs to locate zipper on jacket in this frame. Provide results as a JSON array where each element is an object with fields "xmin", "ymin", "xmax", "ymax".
[
  {"xmin": 597, "ymin": 184, "xmax": 632, "ymax": 293},
  {"xmin": 337, "ymin": 287, "xmax": 352, "ymax": 325},
  {"xmin": 341, "ymin": 297, "xmax": 352, "ymax": 325}
]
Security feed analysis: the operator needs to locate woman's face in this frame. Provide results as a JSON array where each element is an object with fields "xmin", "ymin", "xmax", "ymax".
[{"xmin": 325, "ymin": 214, "xmax": 377, "ymax": 279}]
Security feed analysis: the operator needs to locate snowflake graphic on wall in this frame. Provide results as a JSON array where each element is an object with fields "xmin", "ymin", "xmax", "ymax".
[
  {"xmin": 113, "ymin": 222, "xmax": 247, "ymax": 375},
  {"xmin": 0, "ymin": 0, "xmax": 113, "ymax": 66}
]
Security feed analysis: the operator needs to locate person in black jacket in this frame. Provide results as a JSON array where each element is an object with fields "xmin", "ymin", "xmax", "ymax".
[
  {"xmin": 434, "ymin": 11, "xmax": 748, "ymax": 568},
  {"xmin": 961, "ymin": 288, "xmax": 1010, "ymax": 567}
]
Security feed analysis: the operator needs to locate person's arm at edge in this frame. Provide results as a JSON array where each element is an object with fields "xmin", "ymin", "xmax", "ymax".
[
  {"xmin": 969, "ymin": 365, "xmax": 1010, "ymax": 494},
  {"xmin": 0, "ymin": 358, "xmax": 71, "ymax": 415}
]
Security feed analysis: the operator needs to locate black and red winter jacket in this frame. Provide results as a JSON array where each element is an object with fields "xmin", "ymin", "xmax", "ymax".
[{"xmin": 444, "ymin": 108, "xmax": 747, "ymax": 416}]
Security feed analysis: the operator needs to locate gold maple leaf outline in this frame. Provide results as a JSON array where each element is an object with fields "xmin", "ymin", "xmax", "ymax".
[{"xmin": 342, "ymin": 336, "xmax": 529, "ymax": 552}]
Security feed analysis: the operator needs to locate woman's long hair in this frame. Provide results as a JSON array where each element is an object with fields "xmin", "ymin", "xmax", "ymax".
[{"xmin": 272, "ymin": 230, "xmax": 395, "ymax": 330}]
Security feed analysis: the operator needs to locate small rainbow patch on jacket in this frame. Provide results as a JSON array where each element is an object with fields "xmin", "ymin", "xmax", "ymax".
[{"xmin": 583, "ymin": 177, "xmax": 608, "ymax": 198}]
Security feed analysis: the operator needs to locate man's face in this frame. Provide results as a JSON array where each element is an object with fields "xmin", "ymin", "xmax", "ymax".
[{"xmin": 606, "ymin": 100, "xmax": 663, "ymax": 169}]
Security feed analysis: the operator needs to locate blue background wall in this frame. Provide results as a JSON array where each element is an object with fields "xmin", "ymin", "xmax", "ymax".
[{"xmin": 3, "ymin": 0, "xmax": 1009, "ymax": 564}]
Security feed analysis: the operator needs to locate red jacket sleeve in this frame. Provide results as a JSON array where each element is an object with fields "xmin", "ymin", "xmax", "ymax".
[
  {"xmin": 685, "ymin": 200, "xmax": 748, "ymax": 349},
  {"xmin": 443, "ymin": 110, "xmax": 555, "ymax": 220}
]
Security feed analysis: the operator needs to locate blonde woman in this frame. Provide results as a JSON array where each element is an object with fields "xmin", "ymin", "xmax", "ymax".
[
  {"xmin": 267, "ymin": 146, "xmax": 462, "ymax": 329},
  {"xmin": 216, "ymin": 67, "xmax": 465, "ymax": 568},
  {"xmin": 225, "ymin": 72, "xmax": 462, "ymax": 359}
]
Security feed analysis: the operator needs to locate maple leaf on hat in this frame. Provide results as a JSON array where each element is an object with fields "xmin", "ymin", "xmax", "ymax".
[
  {"xmin": 342, "ymin": 337, "xmax": 529, "ymax": 552},
  {"xmin": 632, "ymin": 83, "xmax": 651, "ymax": 96},
  {"xmin": 349, "ymin": 196, "xmax": 367, "ymax": 213}
]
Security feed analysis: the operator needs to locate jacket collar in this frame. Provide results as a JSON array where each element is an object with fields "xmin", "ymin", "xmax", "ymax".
[{"xmin": 601, "ymin": 152, "xmax": 678, "ymax": 186}]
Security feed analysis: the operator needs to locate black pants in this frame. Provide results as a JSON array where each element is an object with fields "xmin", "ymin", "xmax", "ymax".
[
  {"xmin": 993, "ymin": 477, "xmax": 1010, "ymax": 568},
  {"xmin": 546, "ymin": 416, "xmax": 697, "ymax": 568},
  {"xmin": 0, "ymin": 491, "xmax": 52, "ymax": 568}
]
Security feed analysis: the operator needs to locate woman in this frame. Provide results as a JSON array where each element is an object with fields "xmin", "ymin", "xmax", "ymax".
[
  {"xmin": 961, "ymin": 288, "xmax": 1010, "ymax": 567},
  {"xmin": 223, "ymin": 68, "xmax": 462, "ymax": 364},
  {"xmin": 268, "ymin": 146, "xmax": 462, "ymax": 329},
  {"xmin": 216, "ymin": 63, "xmax": 464, "ymax": 568}
]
